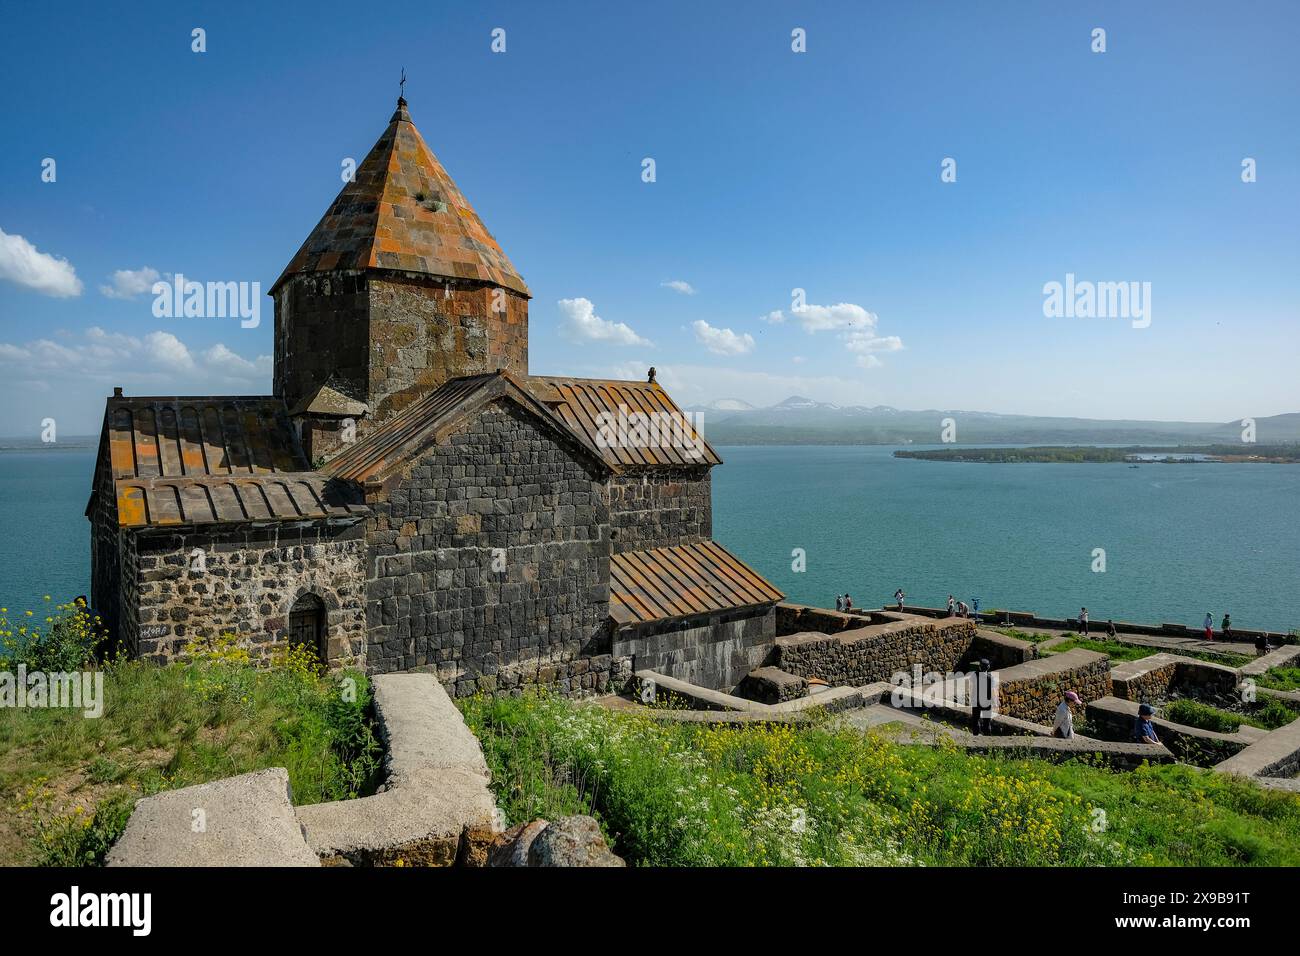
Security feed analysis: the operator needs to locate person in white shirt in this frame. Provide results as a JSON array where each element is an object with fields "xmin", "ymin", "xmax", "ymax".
[
  {"xmin": 835, "ymin": 594, "xmax": 844, "ymax": 612},
  {"xmin": 1053, "ymin": 690, "xmax": 1082, "ymax": 738}
]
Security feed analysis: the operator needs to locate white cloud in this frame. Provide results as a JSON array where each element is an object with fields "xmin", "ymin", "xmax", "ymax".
[
  {"xmin": 100, "ymin": 266, "xmax": 161, "ymax": 300},
  {"xmin": 692, "ymin": 320, "xmax": 755, "ymax": 356},
  {"xmin": 557, "ymin": 297, "xmax": 652, "ymax": 346},
  {"xmin": 0, "ymin": 326, "xmax": 271, "ymax": 390},
  {"xmin": 763, "ymin": 300, "xmax": 904, "ymax": 368},
  {"xmin": 0, "ymin": 227, "xmax": 82, "ymax": 297},
  {"xmin": 661, "ymin": 279, "xmax": 696, "ymax": 295}
]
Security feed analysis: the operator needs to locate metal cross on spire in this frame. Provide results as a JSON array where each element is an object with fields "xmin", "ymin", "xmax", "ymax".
[{"xmin": 399, "ymin": 67, "xmax": 407, "ymax": 101}]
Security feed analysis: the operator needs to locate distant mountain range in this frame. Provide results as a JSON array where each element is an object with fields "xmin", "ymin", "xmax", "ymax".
[{"xmin": 685, "ymin": 397, "xmax": 1300, "ymax": 446}]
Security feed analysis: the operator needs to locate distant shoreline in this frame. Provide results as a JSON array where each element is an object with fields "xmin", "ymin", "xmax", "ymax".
[{"xmin": 893, "ymin": 444, "xmax": 1300, "ymax": 464}]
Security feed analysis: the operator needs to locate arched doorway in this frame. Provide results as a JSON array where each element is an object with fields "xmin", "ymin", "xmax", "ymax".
[{"xmin": 288, "ymin": 593, "xmax": 327, "ymax": 664}]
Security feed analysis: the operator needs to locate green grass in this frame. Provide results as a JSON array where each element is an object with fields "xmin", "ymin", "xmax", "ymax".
[
  {"xmin": 460, "ymin": 693, "xmax": 1300, "ymax": 867},
  {"xmin": 1164, "ymin": 697, "xmax": 1300, "ymax": 733},
  {"xmin": 994, "ymin": 628, "xmax": 1056, "ymax": 644},
  {"xmin": 1042, "ymin": 637, "xmax": 1251, "ymax": 668},
  {"xmin": 1257, "ymin": 667, "xmax": 1300, "ymax": 693},
  {"xmin": 0, "ymin": 644, "xmax": 381, "ymax": 866}
]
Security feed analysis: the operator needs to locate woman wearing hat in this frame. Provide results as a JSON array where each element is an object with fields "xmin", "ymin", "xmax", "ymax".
[{"xmin": 1052, "ymin": 691, "xmax": 1082, "ymax": 738}]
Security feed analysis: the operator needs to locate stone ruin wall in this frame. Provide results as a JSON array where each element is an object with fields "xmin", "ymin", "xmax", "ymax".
[
  {"xmin": 997, "ymin": 657, "xmax": 1112, "ymax": 725},
  {"xmin": 774, "ymin": 618, "xmax": 979, "ymax": 686}
]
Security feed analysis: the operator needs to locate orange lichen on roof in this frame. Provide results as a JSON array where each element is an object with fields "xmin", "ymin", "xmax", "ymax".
[
  {"xmin": 609, "ymin": 541, "xmax": 784, "ymax": 626},
  {"xmin": 113, "ymin": 474, "xmax": 368, "ymax": 529},
  {"xmin": 107, "ymin": 397, "xmax": 307, "ymax": 479},
  {"xmin": 272, "ymin": 98, "xmax": 529, "ymax": 297}
]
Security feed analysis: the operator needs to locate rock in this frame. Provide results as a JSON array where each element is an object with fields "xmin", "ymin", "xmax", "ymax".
[
  {"xmin": 487, "ymin": 819, "xmax": 551, "ymax": 866},
  {"xmin": 526, "ymin": 816, "xmax": 625, "ymax": 867}
]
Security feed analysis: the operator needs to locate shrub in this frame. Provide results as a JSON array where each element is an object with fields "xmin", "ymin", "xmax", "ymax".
[{"xmin": 0, "ymin": 597, "xmax": 110, "ymax": 671}]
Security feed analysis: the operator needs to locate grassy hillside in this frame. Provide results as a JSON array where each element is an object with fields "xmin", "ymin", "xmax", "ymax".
[{"xmin": 461, "ymin": 693, "xmax": 1300, "ymax": 867}]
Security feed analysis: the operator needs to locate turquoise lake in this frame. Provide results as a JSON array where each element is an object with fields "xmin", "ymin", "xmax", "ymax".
[{"xmin": 1, "ymin": 445, "xmax": 1297, "ymax": 633}]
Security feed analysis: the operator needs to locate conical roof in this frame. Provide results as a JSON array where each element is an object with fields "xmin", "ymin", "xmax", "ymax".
[{"xmin": 272, "ymin": 98, "xmax": 529, "ymax": 296}]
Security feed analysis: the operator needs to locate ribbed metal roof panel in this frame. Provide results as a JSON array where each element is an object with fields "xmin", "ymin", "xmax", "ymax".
[{"xmin": 609, "ymin": 540, "xmax": 783, "ymax": 626}]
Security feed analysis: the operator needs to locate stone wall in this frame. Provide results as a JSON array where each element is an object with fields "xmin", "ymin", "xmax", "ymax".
[
  {"xmin": 273, "ymin": 271, "xmax": 373, "ymax": 421},
  {"xmin": 273, "ymin": 270, "xmax": 529, "ymax": 431},
  {"xmin": 613, "ymin": 606, "xmax": 775, "ymax": 691},
  {"xmin": 775, "ymin": 602, "xmax": 874, "ymax": 636},
  {"xmin": 127, "ymin": 522, "xmax": 368, "ymax": 665},
  {"xmin": 1110, "ymin": 653, "xmax": 1240, "ymax": 703},
  {"xmin": 609, "ymin": 468, "xmax": 711, "ymax": 553},
  {"xmin": 365, "ymin": 400, "xmax": 611, "ymax": 697},
  {"xmin": 775, "ymin": 616, "xmax": 978, "ymax": 686},
  {"xmin": 995, "ymin": 650, "xmax": 1112, "ymax": 724},
  {"xmin": 737, "ymin": 666, "xmax": 808, "ymax": 704},
  {"xmin": 368, "ymin": 274, "xmax": 528, "ymax": 423},
  {"xmin": 1087, "ymin": 696, "xmax": 1257, "ymax": 766}
]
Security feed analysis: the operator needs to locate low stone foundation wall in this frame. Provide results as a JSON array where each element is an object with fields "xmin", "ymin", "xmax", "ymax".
[
  {"xmin": 995, "ymin": 650, "xmax": 1112, "ymax": 724},
  {"xmin": 1214, "ymin": 717, "xmax": 1300, "ymax": 780},
  {"xmin": 775, "ymin": 602, "xmax": 874, "ymax": 636},
  {"xmin": 614, "ymin": 606, "xmax": 774, "ymax": 691},
  {"xmin": 737, "ymin": 666, "xmax": 807, "ymax": 704},
  {"xmin": 774, "ymin": 615, "xmax": 978, "ymax": 686},
  {"xmin": 1086, "ymin": 695, "xmax": 1264, "ymax": 767},
  {"xmin": 448, "ymin": 650, "xmax": 633, "ymax": 700},
  {"xmin": 1109, "ymin": 653, "xmax": 1240, "ymax": 703},
  {"xmin": 965, "ymin": 629, "xmax": 1035, "ymax": 669}
]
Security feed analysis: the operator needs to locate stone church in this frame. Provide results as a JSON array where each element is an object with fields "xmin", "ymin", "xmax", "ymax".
[{"xmin": 86, "ymin": 97, "xmax": 783, "ymax": 697}]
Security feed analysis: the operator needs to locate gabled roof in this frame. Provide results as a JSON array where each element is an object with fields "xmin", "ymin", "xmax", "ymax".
[
  {"xmin": 91, "ymin": 393, "xmax": 369, "ymax": 529},
  {"xmin": 272, "ymin": 98, "xmax": 529, "ymax": 297},
  {"xmin": 527, "ymin": 375, "xmax": 721, "ymax": 469},
  {"xmin": 609, "ymin": 541, "xmax": 784, "ymax": 627},
  {"xmin": 321, "ymin": 371, "xmax": 614, "ymax": 487}
]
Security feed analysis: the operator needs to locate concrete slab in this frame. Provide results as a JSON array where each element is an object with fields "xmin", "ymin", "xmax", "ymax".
[
  {"xmin": 372, "ymin": 673, "xmax": 489, "ymax": 787},
  {"xmin": 106, "ymin": 768, "xmax": 319, "ymax": 867}
]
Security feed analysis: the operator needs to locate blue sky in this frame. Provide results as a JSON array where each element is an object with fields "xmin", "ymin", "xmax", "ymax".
[{"xmin": 1, "ymin": 0, "xmax": 1297, "ymax": 436}]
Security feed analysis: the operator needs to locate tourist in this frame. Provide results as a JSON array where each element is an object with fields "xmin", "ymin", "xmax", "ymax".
[
  {"xmin": 844, "ymin": 594, "xmax": 853, "ymax": 612},
  {"xmin": 1106, "ymin": 619, "xmax": 1117, "ymax": 639},
  {"xmin": 1255, "ymin": 629, "xmax": 1268, "ymax": 657},
  {"xmin": 1052, "ymin": 691, "xmax": 1082, "ymax": 739},
  {"xmin": 1078, "ymin": 607, "xmax": 1089, "ymax": 636},
  {"xmin": 1222, "ymin": 613, "xmax": 1232, "ymax": 641},
  {"xmin": 1204, "ymin": 611, "xmax": 1214, "ymax": 641},
  {"xmin": 957, "ymin": 600, "xmax": 968, "ymax": 618},
  {"xmin": 947, "ymin": 594, "xmax": 955, "ymax": 616},
  {"xmin": 895, "ymin": 588, "xmax": 905, "ymax": 611},
  {"xmin": 835, "ymin": 594, "xmax": 844, "ymax": 612},
  {"xmin": 968, "ymin": 659, "xmax": 995, "ymax": 736},
  {"xmin": 1133, "ymin": 703, "xmax": 1161, "ymax": 745}
]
